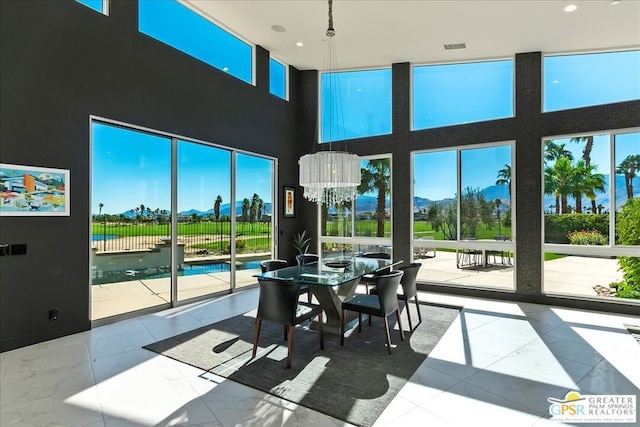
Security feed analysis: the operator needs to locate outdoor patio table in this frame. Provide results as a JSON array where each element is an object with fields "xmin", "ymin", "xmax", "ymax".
[{"xmin": 254, "ymin": 256, "xmax": 403, "ymax": 333}]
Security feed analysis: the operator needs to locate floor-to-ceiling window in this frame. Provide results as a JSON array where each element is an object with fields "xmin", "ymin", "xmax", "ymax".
[
  {"xmin": 543, "ymin": 130, "xmax": 640, "ymax": 301},
  {"xmin": 235, "ymin": 153, "xmax": 275, "ymax": 288},
  {"xmin": 176, "ymin": 140, "xmax": 231, "ymax": 301},
  {"xmin": 412, "ymin": 142, "xmax": 515, "ymax": 290},
  {"xmin": 91, "ymin": 120, "xmax": 276, "ymax": 320},
  {"xmin": 319, "ymin": 155, "xmax": 392, "ymax": 258},
  {"xmin": 91, "ymin": 122, "xmax": 172, "ymax": 319}
]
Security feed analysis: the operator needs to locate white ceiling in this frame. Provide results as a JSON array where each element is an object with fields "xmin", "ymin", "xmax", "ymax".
[{"xmin": 183, "ymin": 0, "xmax": 640, "ymax": 71}]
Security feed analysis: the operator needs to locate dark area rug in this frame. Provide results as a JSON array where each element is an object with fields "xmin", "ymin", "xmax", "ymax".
[
  {"xmin": 143, "ymin": 302, "xmax": 460, "ymax": 427},
  {"xmin": 624, "ymin": 324, "xmax": 640, "ymax": 345}
]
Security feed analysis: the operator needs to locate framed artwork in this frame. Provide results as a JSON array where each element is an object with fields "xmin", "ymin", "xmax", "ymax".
[
  {"xmin": 0, "ymin": 163, "xmax": 70, "ymax": 216},
  {"xmin": 284, "ymin": 186, "xmax": 295, "ymax": 218}
]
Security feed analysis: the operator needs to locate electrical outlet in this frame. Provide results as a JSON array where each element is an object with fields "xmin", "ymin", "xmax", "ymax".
[
  {"xmin": 10, "ymin": 244, "xmax": 27, "ymax": 255},
  {"xmin": 49, "ymin": 308, "xmax": 58, "ymax": 321}
]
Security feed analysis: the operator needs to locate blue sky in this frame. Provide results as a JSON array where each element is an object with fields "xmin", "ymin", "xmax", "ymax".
[
  {"xmin": 88, "ymin": 1, "xmax": 639, "ymax": 213},
  {"xmin": 92, "ymin": 123, "xmax": 272, "ymax": 214},
  {"xmin": 414, "ymin": 146, "xmax": 512, "ymax": 201}
]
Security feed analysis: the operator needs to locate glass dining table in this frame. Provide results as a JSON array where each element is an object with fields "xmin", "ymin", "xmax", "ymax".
[{"xmin": 254, "ymin": 256, "xmax": 403, "ymax": 333}]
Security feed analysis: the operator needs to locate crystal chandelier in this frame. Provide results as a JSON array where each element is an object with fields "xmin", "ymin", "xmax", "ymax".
[{"xmin": 299, "ymin": 0, "xmax": 360, "ymax": 206}]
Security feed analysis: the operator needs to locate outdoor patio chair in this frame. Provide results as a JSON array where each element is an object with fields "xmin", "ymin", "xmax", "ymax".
[{"xmin": 252, "ymin": 278, "xmax": 324, "ymax": 369}]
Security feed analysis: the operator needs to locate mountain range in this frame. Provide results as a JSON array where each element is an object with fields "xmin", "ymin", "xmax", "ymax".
[{"xmin": 117, "ymin": 174, "xmax": 638, "ymax": 217}]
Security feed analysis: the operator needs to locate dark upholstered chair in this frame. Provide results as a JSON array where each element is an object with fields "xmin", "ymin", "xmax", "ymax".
[
  {"xmin": 260, "ymin": 259, "xmax": 288, "ymax": 273},
  {"xmin": 252, "ymin": 278, "xmax": 324, "ymax": 369},
  {"xmin": 359, "ymin": 252, "xmax": 391, "ymax": 294},
  {"xmin": 371, "ymin": 262, "xmax": 422, "ymax": 331},
  {"xmin": 340, "ymin": 270, "xmax": 404, "ymax": 355},
  {"xmin": 261, "ymin": 259, "xmax": 311, "ymax": 303},
  {"xmin": 296, "ymin": 253, "xmax": 319, "ymax": 266}
]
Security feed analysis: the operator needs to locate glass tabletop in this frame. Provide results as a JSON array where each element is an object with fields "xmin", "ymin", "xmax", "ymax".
[{"xmin": 254, "ymin": 256, "xmax": 402, "ymax": 286}]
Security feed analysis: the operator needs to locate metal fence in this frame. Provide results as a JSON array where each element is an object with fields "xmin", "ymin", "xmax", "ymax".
[{"xmin": 92, "ymin": 220, "xmax": 272, "ymax": 257}]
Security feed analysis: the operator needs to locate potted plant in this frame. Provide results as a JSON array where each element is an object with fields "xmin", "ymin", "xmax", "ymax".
[{"xmin": 292, "ymin": 230, "xmax": 311, "ymax": 255}]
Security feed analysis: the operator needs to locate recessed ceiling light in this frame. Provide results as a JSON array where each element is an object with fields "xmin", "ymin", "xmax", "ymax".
[
  {"xmin": 296, "ymin": 42, "xmax": 304, "ymax": 47},
  {"xmin": 222, "ymin": 67, "xmax": 229, "ymax": 72},
  {"xmin": 564, "ymin": 4, "xmax": 577, "ymax": 12},
  {"xmin": 271, "ymin": 24, "xmax": 286, "ymax": 33},
  {"xmin": 610, "ymin": 0, "xmax": 620, "ymax": 5}
]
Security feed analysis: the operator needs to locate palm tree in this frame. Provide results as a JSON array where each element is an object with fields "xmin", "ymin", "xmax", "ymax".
[
  {"xmin": 544, "ymin": 140, "xmax": 575, "ymax": 214},
  {"xmin": 548, "ymin": 157, "xmax": 578, "ymax": 214},
  {"xmin": 544, "ymin": 140, "xmax": 574, "ymax": 165},
  {"xmin": 249, "ymin": 193, "xmax": 260, "ymax": 230},
  {"xmin": 582, "ymin": 168, "xmax": 606, "ymax": 214},
  {"xmin": 257, "ymin": 197, "xmax": 264, "ymax": 222},
  {"xmin": 98, "ymin": 202, "xmax": 103, "ymax": 217},
  {"xmin": 358, "ymin": 158, "xmax": 390, "ymax": 237},
  {"xmin": 495, "ymin": 164, "xmax": 511, "ymax": 199},
  {"xmin": 241, "ymin": 198, "xmax": 250, "ymax": 231},
  {"xmin": 214, "ymin": 195, "xmax": 222, "ymax": 221},
  {"xmin": 616, "ymin": 154, "xmax": 640, "ymax": 200},
  {"xmin": 570, "ymin": 135, "xmax": 595, "ymax": 167}
]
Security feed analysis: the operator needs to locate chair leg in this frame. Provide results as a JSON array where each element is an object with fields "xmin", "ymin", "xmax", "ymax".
[
  {"xmin": 283, "ymin": 324, "xmax": 288, "ymax": 341},
  {"xmin": 307, "ymin": 290, "xmax": 312, "ymax": 304},
  {"xmin": 318, "ymin": 312, "xmax": 324, "ymax": 350},
  {"xmin": 340, "ymin": 309, "xmax": 346, "ymax": 346},
  {"xmin": 414, "ymin": 294, "xmax": 423, "ymax": 323},
  {"xmin": 382, "ymin": 316, "xmax": 392, "ymax": 355},
  {"xmin": 286, "ymin": 325, "xmax": 295, "ymax": 369},
  {"xmin": 358, "ymin": 313, "xmax": 362, "ymax": 333},
  {"xmin": 396, "ymin": 310, "xmax": 405, "ymax": 341},
  {"xmin": 252, "ymin": 318, "xmax": 262, "ymax": 359},
  {"xmin": 404, "ymin": 297, "xmax": 413, "ymax": 331}
]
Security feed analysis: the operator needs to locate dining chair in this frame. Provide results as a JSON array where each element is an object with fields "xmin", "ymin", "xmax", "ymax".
[
  {"xmin": 359, "ymin": 252, "xmax": 391, "ymax": 294},
  {"xmin": 260, "ymin": 259, "xmax": 288, "ymax": 273},
  {"xmin": 296, "ymin": 253, "xmax": 319, "ymax": 266},
  {"xmin": 261, "ymin": 259, "xmax": 312, "ymax": 303},
  {"xmin": 370, "ymin": 263, "xmax": 422, "ymax": 331},
  {"xmin": 340, "ymin": 270, "xmax": 404, "ymax": 355},
  {"xmin": 252, "ymin": 278, "xmax": 324, "ymax": 369}
]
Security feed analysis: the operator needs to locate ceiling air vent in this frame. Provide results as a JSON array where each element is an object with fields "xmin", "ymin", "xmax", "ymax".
[{"xmin": 443, "ymin": 42, "xmax": 467, "ymax": 50}]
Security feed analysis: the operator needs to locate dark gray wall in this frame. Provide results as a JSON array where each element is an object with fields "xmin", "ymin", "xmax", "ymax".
[
  {"xmin": 0, "ymin": 0, "xmax": 304, "ymax": 351},
  {"xmin": 2, "ymin": 0, "xmax": 639, "ymax": 351}
]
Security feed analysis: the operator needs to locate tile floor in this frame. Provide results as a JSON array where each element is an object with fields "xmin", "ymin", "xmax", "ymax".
[{"xmin": 1, "ymin": 289, "xmax": 639, "ymax": 427}]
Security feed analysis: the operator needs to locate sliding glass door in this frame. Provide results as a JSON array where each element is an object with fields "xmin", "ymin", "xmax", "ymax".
[
  {"xmin": 91, "ymin": 120, "xmax": 276, "ymax": 320},
  {"xmin": 91, "ymin": 123, "xmax": 172, "ymax": 319},
  {"xmin": 176, "ymin": 140, "xmax": 232, "ymax": 301},
  {"xmin": 235, "ymin": 153, "xmax": 275, "ymax": 288}
]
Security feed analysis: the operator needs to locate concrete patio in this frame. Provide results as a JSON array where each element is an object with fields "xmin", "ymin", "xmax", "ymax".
[{"xmin": 91, "ymin": 252, "xmax": 625, "ymax": 321}]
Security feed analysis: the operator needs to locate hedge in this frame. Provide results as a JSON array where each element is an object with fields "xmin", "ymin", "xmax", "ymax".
[{"xmin": 544, "ymin": 214, "xmax": 609, "ymax": 244}]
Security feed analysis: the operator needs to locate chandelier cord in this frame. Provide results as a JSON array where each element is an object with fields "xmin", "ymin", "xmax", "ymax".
[{"xmin": 298, "ymin": 0, "xmax": 360, "ymax": 206}]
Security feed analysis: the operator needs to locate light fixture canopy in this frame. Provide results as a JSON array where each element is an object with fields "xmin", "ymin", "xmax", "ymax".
[{"xmin": 298, "ymin": 0, "xmax": 360, "ymax": 206}]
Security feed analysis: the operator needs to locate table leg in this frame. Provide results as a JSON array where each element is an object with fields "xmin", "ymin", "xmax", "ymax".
[{"xmin": 308, "ymin": 277, "xmax": 360, "ymax": 334}]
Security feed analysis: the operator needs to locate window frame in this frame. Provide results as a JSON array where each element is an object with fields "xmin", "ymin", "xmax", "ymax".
[
  {"xmin": 542, "ymin": 49, "xmax": 640, "ymax": 113},
  {"xmin": 269, "ymin": 56, "xmax": 289, "ymax": 100},
  {"xmin": 138, "ymin": 0, "xmax": 255, "ymax": 86},
  {"xmin": 318, "ymin": 67, "xmax": 393, "ymax": 143},
  {"xmin": 541, "ymin": 127, "xmax": 640, "ymax": 258},
  {"xmin": 410, "ymin": 140, "xmax": 516, "ymax": 254},
  {"xmin": 317, "ymin": 153, "xmax": 393, "ymax": 255},
  {"xmin": 411, "ymin": 57, "xmax": 515, "ymax": 131},
  {"xmin": 75, "ymin": 0, "xmax": 109, "ymax": 14}
]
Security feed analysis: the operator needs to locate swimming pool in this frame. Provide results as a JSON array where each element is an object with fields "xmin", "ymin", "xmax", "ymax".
[{"xmin": 92, "ymin": 260, "xmax": 263, "ymax": 285}]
